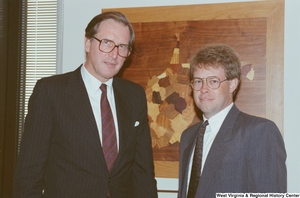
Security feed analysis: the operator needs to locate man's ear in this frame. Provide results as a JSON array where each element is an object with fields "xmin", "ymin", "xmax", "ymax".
[
  {"xmin": 229, "ymin": 78, "xmax": 239, "ymax": 94},
  {"xmin": 84, "ymin": 37, "xmax": 91, "ymax": 54}
]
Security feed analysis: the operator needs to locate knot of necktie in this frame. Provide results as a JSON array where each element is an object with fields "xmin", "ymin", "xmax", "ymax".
[
  {"xmin": 201, "ymin": 120, "xmax": 209, "ymax": 130},
  {"xmin": 100, "ymin": 83, "xmax": 107, "ymax": 93}
]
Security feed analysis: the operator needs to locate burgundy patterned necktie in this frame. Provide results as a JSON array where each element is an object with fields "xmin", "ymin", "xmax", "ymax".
[
  {"xmin": 187, "ymin": 120, "xmax": 209, "ymax": 198},
  {"xmin": 100, "ymin": 84, "xmax": 117, "ymax": 172}
]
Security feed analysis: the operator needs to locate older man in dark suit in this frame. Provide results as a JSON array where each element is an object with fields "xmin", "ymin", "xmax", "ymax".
[
  {"xmin": 14, "ymin": 11, "xmax": 157, "ymax": 198},
  {"xmin": 178, "ymin": 44, "xmax": 286, "ymax": 198}
]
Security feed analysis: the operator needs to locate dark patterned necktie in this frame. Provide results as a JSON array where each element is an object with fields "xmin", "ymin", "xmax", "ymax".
[
  {"xmin": 100, "ymin": 84, "xmax": 117, "ymax": 172},
  {"xmin": 187, "ymin": 120, "xmax": 209, "ymax": 198}
]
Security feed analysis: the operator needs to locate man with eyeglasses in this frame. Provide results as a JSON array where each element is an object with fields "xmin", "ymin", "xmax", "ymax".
[
  {"xmin": 14, "ymin": 11, "xmax": 157, "ymax": 198},
  {"xmin": 177, "ymin": 44, "xmax": 286, "ymax": 198}
]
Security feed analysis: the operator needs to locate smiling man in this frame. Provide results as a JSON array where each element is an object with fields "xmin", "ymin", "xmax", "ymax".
[
  {"xmin": 14, "ymin": 11, "xmax": 157, "ymax": 198},
  {"xmin": 178, "ymin": 44, "xmax": 286, "ymax": 198}
]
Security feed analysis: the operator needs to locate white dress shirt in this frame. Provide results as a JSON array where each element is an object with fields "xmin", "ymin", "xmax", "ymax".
[
  {"xmin": 186, "ymin": 103, "xmax": 234, "ymax": 191},
  {"xmin": 81, "ymin": 65, "xmax": 120, "ymax": 150}
]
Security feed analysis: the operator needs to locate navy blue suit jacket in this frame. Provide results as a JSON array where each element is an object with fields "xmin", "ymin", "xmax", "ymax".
[
  {"xmin": 14, "ymin": 66, "xmax": 157, "ymax": 198},
  {"xmin": 178, "ymin": 105, "xmax": 287, "ymax": 198}
]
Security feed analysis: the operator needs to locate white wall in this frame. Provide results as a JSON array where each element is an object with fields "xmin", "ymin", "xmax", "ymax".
[
  {"xmin": 60, "ymin": 0, "xmax": 300, "ymax": 195},
  {"xmin": 284, "ymin": 0, "xmax": 300, "ymax": 192}
]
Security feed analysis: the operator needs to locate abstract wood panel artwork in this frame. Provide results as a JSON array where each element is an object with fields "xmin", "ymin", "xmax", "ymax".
[
  {"xmin": 104, "ymin": 0, "xmax": 284, "ymax": 178},
  {"xmin": 120, "ymin": 18, "xmax": 267, "ymax": 160}
]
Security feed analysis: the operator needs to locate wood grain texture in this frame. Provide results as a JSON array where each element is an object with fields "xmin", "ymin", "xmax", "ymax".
[{"xmin": 104, "ymin": 0, "xmax": 284, "ymax": 178}]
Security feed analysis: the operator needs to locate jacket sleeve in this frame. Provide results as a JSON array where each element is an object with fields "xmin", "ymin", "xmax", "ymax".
[
  {"xmin": 247, "ymin": 119, "xmax": 287, "ymax": 192},
  {"xmin": 14, "ymin": 79, "xmax": 54, "ymax": 198}
]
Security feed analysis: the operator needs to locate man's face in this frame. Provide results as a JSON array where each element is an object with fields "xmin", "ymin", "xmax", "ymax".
[
  {"xmin": 192, "ymin": 66, "xmax": 238, "ymax": 119},
  {"xmin": 84, "ymin": 19, "xmax": 131, "ymax": 82}
]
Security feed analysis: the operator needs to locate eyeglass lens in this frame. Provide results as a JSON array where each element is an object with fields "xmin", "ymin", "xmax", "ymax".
[
  {"xmin": 98, "ymin": 38, "xmax": 130, "ymax": 57},
  {"xmin": 191, "ymin": 76, "xmax": 222, "ymax": 90}
]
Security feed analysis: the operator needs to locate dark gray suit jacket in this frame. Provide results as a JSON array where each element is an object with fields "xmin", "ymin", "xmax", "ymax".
[
  {"xmin": 14, "ymin": 66, "xmax": 157, "ymax": 198},
  {"xmin": 178, "ymin": 105, "xmax": 286, "ymax": 198}
]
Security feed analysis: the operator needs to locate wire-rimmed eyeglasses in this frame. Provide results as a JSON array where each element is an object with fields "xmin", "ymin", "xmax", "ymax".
[
  {"xmin": 93, "ymin": 37, "xmax": 131, "ymax": 58},
  {"xmin": 190, "ymin": 76, "xmax": 229, "ymax": 91}
]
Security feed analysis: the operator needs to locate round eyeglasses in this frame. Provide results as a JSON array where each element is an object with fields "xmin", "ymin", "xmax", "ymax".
[
  {"xmin": 93, "ymin": 37, "xmax": 131, "ymax": 58},
  {"xmin": 190, "ymin": 76, "xmax": 229, "ymax": 91}
]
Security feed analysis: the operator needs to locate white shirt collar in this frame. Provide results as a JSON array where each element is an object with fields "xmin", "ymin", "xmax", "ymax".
[
  {"xmin": 81, "ymin": 64, "xmax": 113, "ymax": 94},
  {"xmin": 203, "ymin": 102, "xmax": 234, "ymax": 134}
]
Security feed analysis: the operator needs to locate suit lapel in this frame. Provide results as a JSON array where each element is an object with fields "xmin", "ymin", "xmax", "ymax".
[
  {"xmin": 198, "ymin": 105, "xmax": 240, "ymax": 197},
  {"xmin": 109, "ymin": 78, "xmax": 132, "ymax": 173},
  {"xmin": 65, "ymin": 66, "xmax": 103, "ymax": 158},
  {"xmin": 178, "ymin": 123, "xmax": 201, "ymax": 198}
]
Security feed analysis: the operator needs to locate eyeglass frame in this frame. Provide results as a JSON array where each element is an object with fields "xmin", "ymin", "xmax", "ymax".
[
  {"xmin": 190, "ymin": 76, "xmax": 229, "ymax": 91},
  {"xmin": 92, "ymin": 36, "xmax": 132, "ymax": 58}
]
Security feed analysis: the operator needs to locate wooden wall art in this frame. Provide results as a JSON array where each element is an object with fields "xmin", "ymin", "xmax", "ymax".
[{"xmin": 103, "ymin": 0, "xmax": 284, "ymax": 178}]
